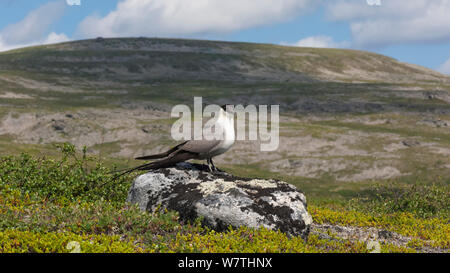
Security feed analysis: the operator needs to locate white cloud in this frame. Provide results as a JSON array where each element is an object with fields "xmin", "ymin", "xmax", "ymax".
[
  {"xmin": 283, "ymin": 35, "xmax": 349, "ymax": 48},
  {"xmin": 1, "ymin": 1, "xmax": 66, "ymax": 45},
  {"xmin": 0, "ymin": 32, "xmax": 70, "ymax": 52},
  {"xmin": 438, "ymin": 58, "xmax": 450, "ymax": 75},
  {"xmin": 76, "ymin": 0, "xmax": 450, "ymax": 49},
  {"xmin": 0, "ymin": 1, "xmax": 69, "ymax": 52},
  {"xmin": 76, "ymin": 0, "xmax": 315, "ymax": 38},
  {"xmin": 324, "ymin": 0, "xmax": 450, "ymax": 47},
  {"xmin": 43, "ymin": 32, "xmax": 70, "ymax": 45}
]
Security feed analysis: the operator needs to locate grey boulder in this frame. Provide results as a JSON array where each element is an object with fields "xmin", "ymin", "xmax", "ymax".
[{"xmin": 127, "ymin": 162, "xmax": 312, "ymax": 239}]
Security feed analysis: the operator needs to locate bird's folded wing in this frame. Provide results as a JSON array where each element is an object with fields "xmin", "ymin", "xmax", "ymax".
[
  {"xmin": 179, "ymin": 139, "xmax": 221, "ymax": 154},
  {"xmin": 135, "ymin": 141, "xmax": 188, "ymax": 160}
]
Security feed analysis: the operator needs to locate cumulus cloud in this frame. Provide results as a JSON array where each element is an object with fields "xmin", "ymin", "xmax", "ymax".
[
  {"xmin": 76, "ymin": 0, "xmax": 450, "ymax": 49},
  {"xmin": 283, "ymin": 35, "xmax": 349, "ymax": 48},
  {"xmin": 42, "ymin": 32, "xmax": 70, "ymax": 45},
  {"xmin": 0, "ymin": 32, "xmax": 70, "ymax": 52},
  {"xmin": 76, "ymin": 0, "xmax": 315, "ymax": 38},
  {"xmin": 325, "ymin": 0, "xmax": 450, "ymax": 47},
  {"xmin": 438, "ymin": 58, "xmax": 450, "ymax": 75},
  {"xmin": 0, "ymin": 1, "xmax": 69, "ymax": 52}
]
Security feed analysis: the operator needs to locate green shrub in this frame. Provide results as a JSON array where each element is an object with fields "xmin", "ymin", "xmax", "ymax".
[
  {"xmin": 0, "ymin": 143, "xmax": 131, "ymax": 203},
  {"xmin": 351, "ymin": 181, "xmax": 449, "ymax": 218}
]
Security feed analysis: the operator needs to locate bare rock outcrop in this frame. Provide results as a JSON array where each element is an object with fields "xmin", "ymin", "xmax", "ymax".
[{"xmin": 127, "ymin": 162, "xmax": 312, "ymax": 239}]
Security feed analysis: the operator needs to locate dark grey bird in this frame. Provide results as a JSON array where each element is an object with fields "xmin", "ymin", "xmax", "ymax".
[{"xmin": 112, "ymin": 105, "xmax": 235, "ymax": 179}]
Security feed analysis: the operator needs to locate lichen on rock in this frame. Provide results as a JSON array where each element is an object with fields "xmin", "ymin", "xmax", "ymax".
[{"xmin": 127, "ymin": 162, "xmax": 312, "ymax": 239}]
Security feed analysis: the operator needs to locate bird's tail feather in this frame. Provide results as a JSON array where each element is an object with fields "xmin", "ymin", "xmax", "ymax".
[
  {"xmin": 111, "ymin": 162, "xmax": 155, "ymax": 180},
  {"xmin": 134, "ymin": 152, "xmax": 169, "ymax": 160}
]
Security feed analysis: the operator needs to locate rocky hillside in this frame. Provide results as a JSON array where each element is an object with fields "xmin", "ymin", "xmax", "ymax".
[
  {"xmin": 1, "ymin": 37, "xmax": 449, "ymax": 84},
  {"xmin": 0, "ymin": 38, "xmax": 449, "ymax": 200}
]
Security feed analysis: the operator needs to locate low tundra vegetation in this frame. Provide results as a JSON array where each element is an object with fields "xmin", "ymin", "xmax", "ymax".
[{"xmin": 0, "ymin": 144, "xmax": 448, "ymax": 253}]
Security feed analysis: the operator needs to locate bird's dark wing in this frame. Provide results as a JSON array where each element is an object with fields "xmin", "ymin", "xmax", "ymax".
[
  {"xmin": 135, "ymin": 141, "xmax": 188, "ymax": 160},
  {"xmin": 179, "ymin": 139, "xmax": 221, "ymax": 155},
  {"xmin": 112, "ymin": 140, "xmax": 220, "ymax": 180},
  {"xmin": 138, "ymin": 151, "xmax": 196, "ymax": 170},
  {"xmin": 113, "ymin": 150, "xmax": 197, "ymax": 180}
]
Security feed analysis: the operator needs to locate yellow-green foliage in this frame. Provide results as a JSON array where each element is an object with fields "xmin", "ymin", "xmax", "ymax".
[
  {"xmin": 0, "ymin": 230, "xmax": 143, "ymax": 253},
  {"xmin": 310, "ymin": 205, "xmax": 450, "ymax": 249},
  {"xmin": 152, "ymin": 226, "xmax": 373, "ymax": 253},
  {"xmin": 1, "ymin": 148, "xmax": 448, "ymax": 253},
  {"xmin": 2, "ymin": 184, "xmax": 424, "ymax": 253}
]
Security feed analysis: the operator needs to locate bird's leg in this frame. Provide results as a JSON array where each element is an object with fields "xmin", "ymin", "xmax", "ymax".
[
  {"xmin": 206, "ymin": 158, "xmax": 213, "ymax": 172},
  {"xmin": 210, "ymin": 158, "xmax": 223, "ymax": 173}
]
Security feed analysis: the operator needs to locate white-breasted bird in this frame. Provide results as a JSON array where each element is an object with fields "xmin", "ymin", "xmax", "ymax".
[{"xmin": 113, "ymin": 105, "xmax": 235, "ymax": 179}]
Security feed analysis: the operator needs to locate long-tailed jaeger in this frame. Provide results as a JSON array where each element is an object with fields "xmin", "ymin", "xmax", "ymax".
[{"xmin": 113, "ymin": 105, "xmax": 235, "ymax": 179}]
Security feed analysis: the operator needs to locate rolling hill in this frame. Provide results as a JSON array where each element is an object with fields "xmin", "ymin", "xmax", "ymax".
[
  {"xmin": 0, "ymin": 37, "xmax": 449, "ymax": 188},
  {"xmin": 0, "ymin": 37, "xmax": 449, "ymax": 84}
]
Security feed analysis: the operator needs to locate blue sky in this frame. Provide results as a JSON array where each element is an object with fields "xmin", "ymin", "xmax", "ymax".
[{"xmin": 0, "ymin": 0, "xmax": 449, "ymax": 75}]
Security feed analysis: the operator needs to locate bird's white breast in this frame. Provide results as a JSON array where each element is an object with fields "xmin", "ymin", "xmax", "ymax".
[{"xmin": 209, "ymin": 114, "xmax": 235, "ymax": 157}]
